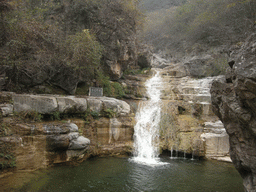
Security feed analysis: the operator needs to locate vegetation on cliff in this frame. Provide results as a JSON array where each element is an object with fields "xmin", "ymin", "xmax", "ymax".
[{"xmin": 0, "ymin": 0, "xmax": 141, "ymax": 96}]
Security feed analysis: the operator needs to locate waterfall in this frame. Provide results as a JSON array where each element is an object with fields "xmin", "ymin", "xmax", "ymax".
[{"xmin": 131, "ymin": 70, "xmax": 165, "ymax": 165}]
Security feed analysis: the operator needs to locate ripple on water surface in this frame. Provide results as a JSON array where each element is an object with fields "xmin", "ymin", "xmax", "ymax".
[
  {"xmin": 0, "ymin": 157, "xmax": 243, "ymax": 192},
  {"xmin": 129, "ymin": 157, "xmax": 169, "ymax": 167}
]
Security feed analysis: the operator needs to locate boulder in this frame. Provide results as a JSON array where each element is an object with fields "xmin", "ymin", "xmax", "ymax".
[
  {"xmin": 56, "ymin": 96, "xmax": 87, "ymax": 113},
  {"xmin": 66, "ymin": 123, "xmax": 79, "ymax": 132},
  {"xmin": 66, "ymin": 149, "xmax": 87, "ymax": 161},
  {"xmin": 67, "ymin": 132, "xmax": 79, "ymax": 141},
  {"xmin": 13, "ymin": 94, "xmax": 58, "ymax": 114},
  {"xmin": 101, "ymin": 97, "xmax": 130, "ymax": 116},
  {"xmin": 210, "ymin": 33, "xmax": 256, "ymax": 191},
  {"xmin": 46, "ymin": 135, "xmax": 70, "ymax": 151},
  {"xmin": 184, "ymin": 55, "xmax": 222, "ymax": 78},
  {"xmin": 87, "ymin": 97, "xmax": 103, "ymax": 113},
  {"xmin": 68, "ymin": 136, "xmax": 90, "ymax": 150}
]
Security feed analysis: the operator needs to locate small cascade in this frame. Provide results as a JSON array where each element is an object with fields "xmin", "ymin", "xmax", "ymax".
[
  {"xmin": 191, "ymin": 151, "xmax": 195, "ymax": 160},
  {"xmin": 170, "ymin": 146, "xmax": 177, "ymax": 159},
  {"xmin": 183, "ymin": 151, "xmax": 186, "ymax": 159},
  {"xmin": 131, "ymin": 70, "xmax": 166, "ymax": 165}
]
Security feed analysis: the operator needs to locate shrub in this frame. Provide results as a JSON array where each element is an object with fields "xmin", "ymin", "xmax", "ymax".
[
  {"xmin": 63, "ymin": 29, "xmax": 103, "ymax": 79},
  {"xmin": 104, "ymin": 108, "xmax": 116, "ymax": 118},
  {"xmin": 112, "ymin": 82, "xmax": 125, "ymax": 98},
  {"xmin": 91, "ymin": 111, "xmax": 99, "ymax": 119}
]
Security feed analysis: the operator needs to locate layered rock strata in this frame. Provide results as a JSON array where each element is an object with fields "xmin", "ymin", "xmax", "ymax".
[
  {"xmin": 0, "ymin": 93, "xmax": 133, "ymax": 171},
  {"xmin": 0, "ymin": 123, "xmax": 90, "ymax": 170},
  {"xmin": 211, "ymin": 33, "xmax": 256, "ymax": 191},
  {"xmin": 159, "ymin": 71, "xmax": 229, "ymax": 160},
  {"xmin": 145, "ymin": 53, "xmax": 231, "ymax": 160}
]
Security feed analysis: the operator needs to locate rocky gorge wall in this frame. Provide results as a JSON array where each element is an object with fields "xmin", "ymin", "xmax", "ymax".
[
  {"xmin": 158, "ymin": 68, "xmax": 230, "ymax": 161},
  {"xmin": 0, "ymin": 51, "xmax": 236, "ymax": 173},
  {"xmin": 0, "ymin": 93, "xmax": 134, "ymax": 172},
  {"xmin": 211, "ymin": 33, "xmax": 256, "ymax": 192},
  {"xmin": 119, "ymin": 61, "xmax": 231, "ymax": 161},
  {"xmin": 126, "ymin": 52, "xmax": 231, "ymax": 161}
]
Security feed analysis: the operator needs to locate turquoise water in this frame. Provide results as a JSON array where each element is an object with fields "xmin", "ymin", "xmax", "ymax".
[{"xmin": 1, "ymin": 157, "xmax": 243, "ymax": 192}]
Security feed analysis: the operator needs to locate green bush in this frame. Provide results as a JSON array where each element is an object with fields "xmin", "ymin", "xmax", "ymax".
[
  {"xmin": 104, "ymin": 108, "xmax": 116, "ymax": 118},
  {"xmin": 64, "ymin": 29, "xmax": 103, "ymax": 79},
  {"xmin": 51, "ymin": 111, "xmax": 61, "ymax": 121},
  {"xmin": 96, "ymin": 71, "xmax": 126, "ymax": 98},
  {"xmin": 113, "ymin": 82, "xmax": 125, "ymax": 98},
  {"xmin": 91, "ymin": 111, "xmax": 99, "ymax": 119},
  {"xmin": 97, "ymin": 72, "xmax": 112, "ymax": 97}
]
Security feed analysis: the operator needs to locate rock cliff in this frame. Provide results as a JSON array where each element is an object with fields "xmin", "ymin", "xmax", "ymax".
[
  {"xmin": 159, "ymin": 70, "xmax": 229, "ymax": 160},
  {"xmin": 123, "ymin": 54, "xmax": 231, "ymax": 161},
  {"xmin": 211, "ymin": 33, "xmax": 256, "ymax": 191},
  {"xmin": 0, "ymin": 93, "xmax": 134, "ymax": 171},
  {"xmin": 0, "ymin": 122, "xmax": 90, "ymax": 170}
]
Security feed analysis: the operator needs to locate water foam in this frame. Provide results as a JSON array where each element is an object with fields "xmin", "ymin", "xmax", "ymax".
[{"xmin": 132, "ymin": 70, "xmax": 167, "ymax": 166}]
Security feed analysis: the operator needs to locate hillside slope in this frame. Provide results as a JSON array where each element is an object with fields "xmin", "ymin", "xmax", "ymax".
[
  {"xmin": 139, "ymin": 0, "xmax": 256, "ymax": 60},
  {"xmin": 0, "ymin": 0, "xmax": 140, "ymax": 95}
]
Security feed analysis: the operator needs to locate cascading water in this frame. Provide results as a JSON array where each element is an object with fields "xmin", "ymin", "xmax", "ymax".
[{"xmin": 131, "ymin": 70, "xmax": 165, "ymax": 165}]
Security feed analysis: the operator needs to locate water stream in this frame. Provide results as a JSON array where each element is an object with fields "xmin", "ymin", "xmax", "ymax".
[{"xmin": 131, "ymin": 70, "xmax": 164, "ymax": 165}]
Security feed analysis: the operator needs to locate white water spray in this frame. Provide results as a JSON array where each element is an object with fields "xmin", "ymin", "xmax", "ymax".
[{"xmin": 132, "ymin": 70, "xmax": 165, "ymax": 165}]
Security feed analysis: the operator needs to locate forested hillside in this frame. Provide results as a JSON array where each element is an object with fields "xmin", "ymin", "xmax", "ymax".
[
  {"xmin": 139, "ymin": 0, "xmax": 256, "ymax": 58},
  {"xmin": 0, "ymin": 0, "xmax": 141, "ymax": 95}
]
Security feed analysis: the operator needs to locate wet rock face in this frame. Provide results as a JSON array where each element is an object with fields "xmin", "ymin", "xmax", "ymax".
[
  {"xmin": 82, "ymin": 116, "xmax": 135, "ymax": 156},
  {"xmin": 211, "ymin": 33, "xmax": 256, "ymax": 191},
  {"xmin": 0, "ymin": 123, "xmax": 90, "ymax": 170},
  {"xmin": 149, "ymin": 62, "xmax": 229, "ymax": 160}
]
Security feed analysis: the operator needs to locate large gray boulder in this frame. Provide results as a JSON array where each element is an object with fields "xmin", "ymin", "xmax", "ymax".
[
  {"xmin": 101, "ymin": 97, "xmax": 130, "ymax": 116},
  {"xmin": 12, "ymin": 94, "xmax": 131, "ymax": 117},
  {"xmin": 56, "ymin": 96, "xmax": 87, "ymax": 113},
  {"xmin": 47, "ymin": 135, "xmax": 70, "ymax": 151},
  {"xmin": 211, "ymin": 33, "xmax": 256, "ymax": 192},
  {"xmin": 13, "ymin": 94, "xmax": 58, "ymax": 114},
  {"xmin": 87, "ymin": 97, "xmax": 103, "ymax": 113},
  {"xmin": 68, "ymin": 136, "xmax": 90, "ymax": 150}
]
